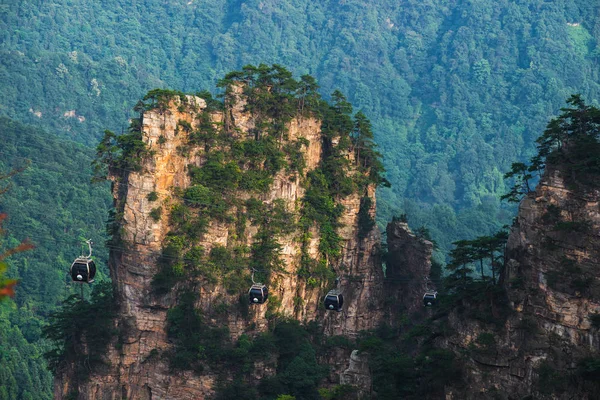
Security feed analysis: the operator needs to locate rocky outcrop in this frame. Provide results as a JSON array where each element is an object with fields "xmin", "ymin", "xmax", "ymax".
[
  {"xmin": 340, "ymin": 350, "xmax": 372, "ymax": 395},
  {"xmin": 54, "ymin": 90, "xmax": 386, "ymax": 399},
  {"xmin": 505, "ymin": 166, "xmax": 600, "ymax": 334},
  {"xmin": 385, "ymin": 219, "xmax": 433, "ymax": 316},
  {"xmin": 441, "ymin": 165, "xmax": 600, "ymax": 399}
]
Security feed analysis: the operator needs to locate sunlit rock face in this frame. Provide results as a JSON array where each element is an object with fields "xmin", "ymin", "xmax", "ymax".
[{"xmin": 54, "ymin": 89, "xmax": 388, "ymax": 399}]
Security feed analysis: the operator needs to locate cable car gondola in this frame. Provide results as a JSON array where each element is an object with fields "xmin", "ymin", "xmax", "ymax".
[
  {"xmin": 323, "ymin": 277, "xmax": 344, "ymax": 312},
  {"xmin": 423, "ymin": 291, "xmax": 438, "ymax": 307},
  {"xmin": 70, "ymin": 239, "xmax": 96, "ymax": 284},
  {"xmin": 324, "ymin": 290, "xmax": 344, "ymax": 312},
  {"xmin": 248, "ymin": 283, "xmax": 268, "ymax": 304},
  {"xmin": 248, "ymin": 269, "xmax": 268, "ymax": 304}
]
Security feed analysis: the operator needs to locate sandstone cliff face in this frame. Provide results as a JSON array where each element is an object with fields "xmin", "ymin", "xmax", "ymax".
[
  {"xmin": 441, "ymin": 166, "xmax": 600, "ymax": 399},
  {"xmin": 54, "ymin": 92, "xmax": 385, "ymax": 399}
]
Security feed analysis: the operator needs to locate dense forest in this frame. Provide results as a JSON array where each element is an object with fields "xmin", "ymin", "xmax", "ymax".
[
  {"xmin": 2, "ymin": 0, "xmax": 600, "ymax": 253},
  {"xmin": 0, "ymin": 117, "xmax": 111, "ymax": 398},
  {"xmin": 1, "ymin": 0, "xmax": 600, "ymax": 398}
]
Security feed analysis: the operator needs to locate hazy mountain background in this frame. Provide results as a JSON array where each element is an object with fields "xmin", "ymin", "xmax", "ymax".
[{"xmin": 1, "ymin": 0, "xmax": 599, "ymax": 396}]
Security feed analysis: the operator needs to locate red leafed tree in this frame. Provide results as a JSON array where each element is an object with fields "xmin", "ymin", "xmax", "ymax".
[{"xmin": 0, "ymin": 213, "xmax": 34, "ymax": 301}]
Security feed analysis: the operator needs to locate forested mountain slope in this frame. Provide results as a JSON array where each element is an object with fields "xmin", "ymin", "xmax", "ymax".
[
  {"xmin": 2, "ymin": 0, "xmax": 600, "ymax": 252},
  {"xmin": 0, "ymin": 117, "xmax": 111, "ymax": 399}
]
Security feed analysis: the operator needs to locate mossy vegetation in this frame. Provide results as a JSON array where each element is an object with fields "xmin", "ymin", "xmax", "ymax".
[{"xmin": 358, "ymin": 196, "xmax": 376, "ymax": 240}]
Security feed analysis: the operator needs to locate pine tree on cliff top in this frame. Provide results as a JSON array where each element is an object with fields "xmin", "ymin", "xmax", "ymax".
[{"xmin": 502, "ymin": 95, "xmax": 600, "ymax": 202}]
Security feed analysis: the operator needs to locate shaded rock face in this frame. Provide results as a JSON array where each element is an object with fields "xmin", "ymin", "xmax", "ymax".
[
  {"xmin": 441, "ymin": 166, "xmax": 600, "ymax": 399},
  {"xmin": 385, "ymin": 220, "xmax": 433, "ymax": 317},
  {"xmin": 505, "ymin": 167, "xmax": 600, "ymax": 335},
  {"xmin": 54, "ymin": 93, "xmax": 386, "ymax": 399}
]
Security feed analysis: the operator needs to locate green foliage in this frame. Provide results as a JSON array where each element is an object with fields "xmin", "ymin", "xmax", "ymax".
[
  {"xmin": 276, "ymin": 395, "xmax": 296, "ymax": 400},
  {"xmin": 441, "ymin": 279, "xmax": 511, "ymax": 326},
  {"xmin": 143, "ymin": 89, "xmax": 188, "ymax": 112},
  {"xmin": 257, "ymin": 320, "xmax": 329, "ymax": 400},
  {"xmin": 318, "ymin": 385, "xmax": 356, "ymax": 400},
  {"xmin": 577, "ymin": 357, "xmax": 600, "ymax": 381},
  {"xmin": 218, "ymin": 64, "xmax": 318, "ymax": 134},
  {"xmin": 139, "ymin": 68, "xmax": 383, "ymax": 294},
  {"xmin": 358, "ymin": 196, "xmax": 375, "ymax": 240},
  {"xmin": 501, "ymin": 162, "xmax": 534, "ymax": 203},
  {"xmin": 3, "ymin": 0, "xmax": 600, "ymax": 261},
  {"xmin": 183, "ymin": 183, "xmax": 231, "ymax": 222},
  {"xmin": 167, "ymin": 309, "xmax": 332, "ymax": 400},
  {"xmin": 283, "ymin": 139, "xmax": 309, "ymax": 175},
  {"xmin": 93, "ymin": 119, "xmax": 151, "ymax": 179},
  {"xmin": 0, "ymin": 118, "xmax": 111, "ymax": 396},
  {"xmin": 553, "ymin": 220, "xmax": 592, "ymax": 233},
  {"xmin": 151, "ymin": 235, "xmax": 186, "ymax": 295},
  {"xmin": 146, "ymin": 191, "xmax": 159, "ymax": 202},
  {"xmin": 502, "ymin": 96, "xmax": 600, "ymax": 202},
  {"xmin": 177, "ymin": 119, "xmax": 193, "ymax": 133},
  {"xmin": 414, "ymin": 225, "xmax": 436, "ymax": 247},
  {"xmin": 189, "ymin": 152, "xmax": 243, "ymax": 192},
  {"xmin": 356, "ymin": 324, "xmax": 463, "ymax": 399},
  {"xmin": 195, "ymin": 90, "xmax": 223, "ymax": 113},
  {"xmin": 351, "ymin": 112, "xmax": 388, "ymax": 188},
  {"xmin": 590, "ymin": 313, "xmax": 600, "ymax": 329},
  {"xmin": 0, "ymin": 302, "xmax": 53, "ymax": 399},
  {"xmin": 544, "ymin": 257, "xmax": 594, "ymax": 295},
  {"xmin": 301, "ymin": 170, "xmax": 345, "ymax": 261},
  {"xmin": 214, "ymin": 379, "xmax": 259, "ymax": 400},
  {"xmin": 445, "ymin": 230, "xmax": 508, "ymax": 290},
  {"xmin": 3, "ymin": 2, "xmax": 600, "ymax": 395},
  {"xmin": 149, "ymin": 206, "xmax": 162, "ymax": 222},
  {"xmin": 43, "ymin": 282, "xmax": 117, "ymax": 379},
  {"xmin": 537, "ymin": 361, "xmax": 569, "ymax": 395},
  {"xmin": 171, "ymin": 201, "xmax": 210, "ymax": 238},
  {"xmin": 166, "ymin": 291, "xmax": 231, "ymax": 372},
  {"xmin": 471, "ymin": 332, "xmax": 496, "ymax": 354},
  {"xmin": 249, "ymin": 221, "xmax": 285, "ymax": 283}
]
